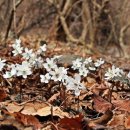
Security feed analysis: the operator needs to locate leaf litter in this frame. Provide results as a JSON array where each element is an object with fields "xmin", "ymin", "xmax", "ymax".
[{"xmin": 1, "ymin": 39, "xmax": 130, "ymax": 130}]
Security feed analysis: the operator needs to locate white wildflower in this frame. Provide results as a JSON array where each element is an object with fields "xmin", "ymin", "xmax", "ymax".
[
  {"xmin": 40, "ymin": 73, "xmax": 51, "ymax": 83},
  {"xmin": 16, "ymin": 61, "xmax": 32, "ymax": 78},
  {"xmin": 105, "ymin": 65, "xmax": 123, "ymax": 80},
  {"xmin": 74, "ymin": 74, "xmax": 81, "ymax": 83},
  {"xmin": 37, "ymin": 44, "xmax": 47, "ymax": 54},
  {"xmin": 15, "ymin": 39, "xmax": 21, "ymax": 45},
  {"xmin": 63, "ymin": 75, "xmax": 73, "ymax": 87},
  {"xmin": 84, "ymin": 57, "xmax": 92, "ymax": 64},
  {"xmin": 49, "ymin": 67, "xmax": 67, "ymax": 82},
  {"xmin": 72, "ymin": 58, "xmax": 82, "ymax": 70},
  {"xmin": 3, "ymin": 64, "xmax": 17, "ymax": 78},
  {"xmin": 12, "ymin": 39, "xmax": 23, "ymax": 56},
  {"xmin": 0, "ymin": 58, "xmax": 6, "ymax": 71},
  {"xmin": 28, "ymin": 53, "xmax": 37, "ymax": 65},
  {"xmin": 74, "ymin": 74, "xmax": 86, "ymax": 89},
  {"xmin": 79, "ymin": 65, "xmax": 89, "ymax": 77},
  {"xmin": 9, "ymin": 64, "xmax": 17, "ymax": 75},
  {"xmin": 43, "ymin": 58, "xmax": 57, "ymax": 72},
  {"xmin": 22, "ymin": 48, "xmax": 33, "ymax": 60},
  {"xmin": 32, "ymin": 56, "xmax": 44, "ymax": 69},
  {"xmin": 3, "ymin": 71, "xmax": 12, "ymax": 78},
  {"xmin": 65, "ymin": 74, "xmax": 85, "ymax": 96},
  {"xmin": 94, "ymin": 58, "xmax": 105, "ymax": 67}
]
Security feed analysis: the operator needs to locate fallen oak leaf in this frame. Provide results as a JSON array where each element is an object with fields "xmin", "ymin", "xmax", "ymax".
[
  {"xmin": 33, "ymin": 101, "xmax": 49, "ymax": 110},
  {"xmin": 107, "ymin": 114, "xmax": 125, "ymax": 127},
  {"xmin": 5, "ymin": 102, "xmax": 24, "ymax": 113},
  {"xmin": 21, "ymin": 101, "xmax": 51, "ymax": 115},
  {"xmin": 125, "ymin": 115, "xmax": 130, "ymax": 129},
  {"xmin": 8, "ymin": 101, "xmax": 69, "ymax": 119},
  {"xmin": 90, "ymin": 83, "xmax": 109, "ymax": 96},
  {"xmin": 112, "ymin": 100, "xmax": 130, "ymax": 112},
  {"xmin": 32, "ymin": 106, "xmax": 69, "ymax": 118},
  {"xmin": 58, "ymin": 114, "xmax": 91, "ymax": 130},
  {"xmin": 0, "ymin": 109, "xmax": 25, "ymax": 129},
  {"xmin": 14, "ymin": 112, "xmax": 42, "ymax": 130},
  {"xmin": 92, "ymin": 94, "xmax": 112, "ymax": 113},
  {"xmin": 21, "ymin": 102, "xmax": 37, "ymax": 115}
]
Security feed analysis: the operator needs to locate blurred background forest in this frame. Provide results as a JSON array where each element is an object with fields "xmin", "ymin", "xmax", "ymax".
[{"xmin": 0, "ymin": 0, "xmax": 130, "ymax": 57}]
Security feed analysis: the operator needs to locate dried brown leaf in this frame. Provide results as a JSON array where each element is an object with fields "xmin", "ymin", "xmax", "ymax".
[
  {"xmin": 58, "ymin": 114, "xmax": 90, "ymax": 130},
  {"xmin": 6, "ymin": 103, "xmax": 23, "ymax": 113},
  {"xmin": 125, "ymin": 116, "xmax": 130, "ymax": 129},
  {"xmin": 93, "ymin": 94, "xmax": 112, "ymax": 113},
  {"xmin": 32, "ymin": 106, "xmax": 69, "ymax": 118},
  {"xmin": 112, "ymin": 100, "xmax": 130, "ymax": 112},
  {"xmin": 48, "ymin": 92, "xmax": 60, "ymax": 103},
  {"xmin": 107, "ymin": 114, "xmax": 125, "ymax": 127},
  {"xmin": 14, "ymin": 112, "xmax": 42, "ymax": 130},
  {"xmin": 22, "ymin": 105, "xmax": 36, "ymax": 115}
]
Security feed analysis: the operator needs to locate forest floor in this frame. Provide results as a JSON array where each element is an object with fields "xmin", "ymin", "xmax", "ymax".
[{"xmin": 0, "ymin": 36, "xmax": 130, "ymax": 130}]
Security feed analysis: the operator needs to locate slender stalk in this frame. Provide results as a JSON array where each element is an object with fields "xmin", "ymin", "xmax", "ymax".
[
  {"xmin": 19, "ymin": 84, "xmax": 22, "ymax": 103},
  {"xmin": 51, "ymin": 105, "xmax": 54, "ymax": 122},
  {"xmin": 109, "ymin": 83, "xmax": 114, "ymax": 103},
  {"xmin": 60, "ymin": 82, "xmax": 66, "ymax": 108},
  {"xmin": 77, "ymin": 96, "xmax": 80, "ymax": 112}
]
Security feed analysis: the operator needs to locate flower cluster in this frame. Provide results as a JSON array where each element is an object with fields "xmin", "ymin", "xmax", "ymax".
[
  {"xmin": 1, "ymin": 40, "xmax": 106, "ymax": 96},
  {"xmin": 1, "ymin": 39, "xmax": 130, "ymax": 97},
  {"xmin": 63, "ymin": 74, "xmax": 86, "ymax": 96},
  {"xmin": 3, "ymin": 39, "xmax": 47, "ymax": 79},
  {"xmin": 41, "ymin": 59, "xmax": 85, "ymax": 96},
  {"xmin": 71, "ymin": 57, "xmax": 105, "ymax": 77},
  {"xmin": 104, "ymin": 65, "xmax": 124, "ymax": 80},
  {"xmin": 40, "ymin": 57, "xmax": 68, "ymax": 83},
  {"xmin": 3, "ymin": 61, "xmax": 32, "ymax": 79},
  {"xmin": 104, "ymin": 65, "xmax": 130, "ymax": 87}
]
